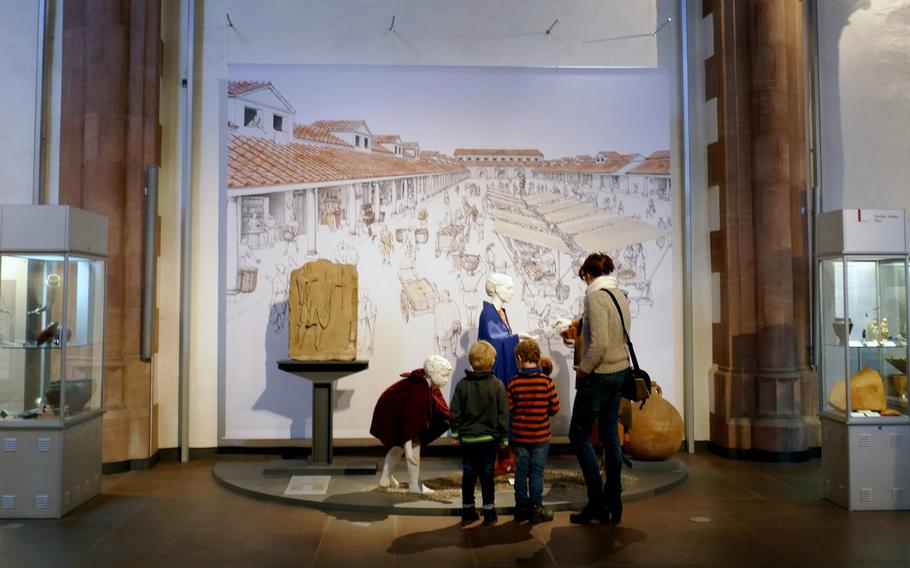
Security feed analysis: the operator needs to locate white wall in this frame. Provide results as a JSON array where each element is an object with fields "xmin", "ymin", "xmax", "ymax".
[
  {"xmin": 171, "ymin": 0, "xmax": 706, "ymax": 447},
  {"xmin": 817, "ymin": 0, "xmax": 910, "ymax": 216},
  {"xmin": 155, "ymin": 0, "xmax": 185, "ymax": 450},
  {"xmin": 0, "ymin": 0, "xmax": 40, "ymax": 205}
]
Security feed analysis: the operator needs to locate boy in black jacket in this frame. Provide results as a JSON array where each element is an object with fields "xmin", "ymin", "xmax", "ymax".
[{"xmin": 450, "ymin": 340, "xmax": 510, "ymax": 526}]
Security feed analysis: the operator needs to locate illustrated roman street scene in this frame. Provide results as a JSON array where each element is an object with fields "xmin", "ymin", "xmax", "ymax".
[{"xmin": 222, "ymin": 67, "xmax": 674, "ymax": 439}]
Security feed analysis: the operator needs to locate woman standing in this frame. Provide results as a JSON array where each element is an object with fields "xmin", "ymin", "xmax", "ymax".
[{"xmin": 569, "ymin": 253, "xmax": 631, "ymax": 525}]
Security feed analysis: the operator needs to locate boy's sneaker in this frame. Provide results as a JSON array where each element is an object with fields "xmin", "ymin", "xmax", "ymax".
[
  {"xmin": 482, "ymin": 508, "xmax": 498, "ymax": 526},
  {"xmin": 529, "ymin": 505, "xmax": 554, "ymax": 524},
  {"xmin": 513, "ymin": 503, "xmax": 531, "ymax": 522},
  {"xmin": 461, "ymin": 506, "xmax": 480, "ymax": 525}
]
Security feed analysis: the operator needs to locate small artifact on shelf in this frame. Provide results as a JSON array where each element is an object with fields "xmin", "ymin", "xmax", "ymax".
[
  {"xmin": 35, "ymin": 321, "xmax": 59, "ymax": 346},
  {"xmin": 828, "ymin": 367, "xmax": 886, "ymax": 412},
  {"xmin": 44, "ymin": 379, "xmax": 94, "ymax": 413},
  {"xmin": 882, "ymin": 408, "xmax": 903, "ymax": 417},
  {"xmin": 832, "ymin": 317, "xmax": 853, "ymax": 346},
  {"xmin": 881, "ymin": 318, "xmax": 889, "ymax": 339},
  {"xmin": 288, "ymin": 259, "xmax": 358, "ymax": 361},
  {"xmin": 887, "ymin": 374, "xmax": 908, "ymax": 400},
  {"xmin": 886, "ymin": 356, "xmax": 907, "ymax": 375}
]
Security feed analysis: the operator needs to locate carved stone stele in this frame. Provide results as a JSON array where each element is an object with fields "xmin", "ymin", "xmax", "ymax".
[{"xmin": 288, "ymin": 259, "xmax": 358, "ymax": 361}]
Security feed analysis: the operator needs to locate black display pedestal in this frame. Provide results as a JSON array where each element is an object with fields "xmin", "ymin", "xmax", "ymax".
[{"xmin": 268, "ymin": 359, "xmax": 376, "ymax": 476}]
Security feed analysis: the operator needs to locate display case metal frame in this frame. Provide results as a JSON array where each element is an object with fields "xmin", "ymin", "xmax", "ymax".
[
  {"xmin": 0, "ymin": 205, "xmax": 107, "ymax": 518},
  {"xmin": 816, "ymin": 209, "xmax": 910, "ymax": 511}
]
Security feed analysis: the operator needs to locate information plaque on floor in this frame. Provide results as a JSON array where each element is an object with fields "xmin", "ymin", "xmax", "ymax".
[{"xmin": 284, "ymin": 475, "xmax": 331, "ymax": 496}]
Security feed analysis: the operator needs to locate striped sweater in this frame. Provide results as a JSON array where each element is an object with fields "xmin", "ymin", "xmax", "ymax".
[{"xmin": 507, "ymin": 367, "xmax": 561, "ymax": 444}]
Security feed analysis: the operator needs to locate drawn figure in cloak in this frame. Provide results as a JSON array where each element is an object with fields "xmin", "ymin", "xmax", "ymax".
[
  {"xmin": 379, "ymin": 225, "xmax": 393, "ymax": 265},
  {"xmin": 267, "ymin": 262, "xmax": 289, "ymax": 332},
  {"xmin": 434, "ymin": 290, "xmax": 462, "ymax": 359},
  {"xmin": 371, "ymin": 355, "xmax": 453, "ymax": 493}
]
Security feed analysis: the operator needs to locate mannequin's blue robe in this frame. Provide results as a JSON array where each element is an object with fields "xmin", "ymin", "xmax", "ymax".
[{"xmin": 478, "ymin": 301, "xmax": 519, "ymax": 386}]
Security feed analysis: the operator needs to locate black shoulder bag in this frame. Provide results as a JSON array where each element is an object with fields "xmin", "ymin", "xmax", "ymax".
[{"xmin": 603, "ymin": 290, "xmax": 652, "ymax": 408}]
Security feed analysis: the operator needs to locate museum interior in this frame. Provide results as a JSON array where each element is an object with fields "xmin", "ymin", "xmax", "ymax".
[{"xmin": 1, "ymin": 0, "xmax": 909, "ymax": 566}]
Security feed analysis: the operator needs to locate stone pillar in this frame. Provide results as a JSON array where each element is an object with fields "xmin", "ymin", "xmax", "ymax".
[
  {"xmin": 59, "ymin": 0, "xmax": 161, "ymax": 464},
  {"xmin": 306, "ymin": 187, "xmax": 318, "ymax": 256},
  {"xmin": 225, "ymin": 196, "xmax": 239, "ymax": 291},
  {"xmin": 371, "ymin": 182, "xmax": 380, "ymax": 219},
  {"xmin": 346, "ymin": 184, "xmax": 357, "ymax": 235},
  {"xmin": 706, "ymin": 0, "xmax": 815, "ymax": 461}
]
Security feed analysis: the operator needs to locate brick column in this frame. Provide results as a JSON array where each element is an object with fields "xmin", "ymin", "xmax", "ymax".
[
  {"xmin": 705, "ymin": 0, "xmax": 817, "ymax": 461},
  {"xmin": 59, "ymin": 0, "xmax": 161, "ymax": 464}
]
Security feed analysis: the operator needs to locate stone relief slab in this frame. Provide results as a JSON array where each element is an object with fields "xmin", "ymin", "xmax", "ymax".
[{"xmin": 288, "ymin": 259, "xmax": 357, "ymax": 361}]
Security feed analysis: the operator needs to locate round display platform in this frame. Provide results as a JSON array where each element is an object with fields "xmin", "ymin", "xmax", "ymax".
[{"xmin": 213, "ymin": 455, "xmax": 687, "ymax": 516}]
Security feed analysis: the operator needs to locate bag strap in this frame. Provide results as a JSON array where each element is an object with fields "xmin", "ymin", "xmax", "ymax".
[{"xmin": 602, "ymin": 289, "xmax": 640, "ymax": 372}]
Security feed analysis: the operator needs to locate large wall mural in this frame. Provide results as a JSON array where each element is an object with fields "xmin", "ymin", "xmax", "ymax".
[{"xmin": 222, "ymin": 65, "xmax": 673, "ymax": 440}]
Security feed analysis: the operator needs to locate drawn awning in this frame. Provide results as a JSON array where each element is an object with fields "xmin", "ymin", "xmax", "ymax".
[
  {"xmin": 573, "ymin": 220, "xmax": 665, "ymax": 253},
  {"xmin": 490, "ymin": 210, "xmax": 548, "ymax": 231},
  {"xmin": 493, "ymin": 221, "xmax": 572, "ymax": 253}
]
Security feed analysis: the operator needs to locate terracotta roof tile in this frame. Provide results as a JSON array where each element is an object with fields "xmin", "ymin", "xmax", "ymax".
[
  {"xmin": 373, "ymin": 134, "xmax": 401, "ymax": 144},
  {"xmin": 532, "ymin": 152, "xmax": 637, "ymax": 174},
  {"xmin": 628, "ymin": 151, "xmax": 670, "ymax": 175},
  {"xmin": 453, "ymin": 148, "xmax": 544, "ymax": 158},
  {"xmin": 228, "ymin": 80, "xmax": 271, "ymax": 95},
  {"xmin": 292, "ymin": 124, "xmax": 352, "ymax": 147},
  {"xmin": 228, "ymin": 134, "xmax": 467, "ymax": 189},
  {"xmin": 310, "ymin": 120, "xmax": 368, "ymax": 132}
]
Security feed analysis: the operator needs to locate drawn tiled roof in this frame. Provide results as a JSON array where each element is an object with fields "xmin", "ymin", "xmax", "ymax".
[
  {"xmin": 371, "ymin": 144, "xmax": 394, "ymax": 154},
  {"xmin": 373, "ymin": 135, "xmax": 401, "ymax": 144},
  {"xmin": 228, "ymin": 80, "xmax": 271, "ymax": 95},
  {"xmin": 576, "ymin": 155, "xmax": 594, "ymax": 163},
  {"xmin": 292, "ymin": 124, "xmax": 352, "ymax": 147},
  {"xmin": 403, "ymin": 142, "xmax": 419, "ymax": 149},
  {"xmin": 628, "ymin": 151, "xmax": 670, "ymax": 175},
  {"xmin": 420, "ymin": 151, "xmax": 441, "ymax": 159},
  {"xmin": 453, "ymin": 148, "xmax": 544, "ymax": 158},
  {"xmin": 227, "ymin": 134, "xmax": 467, "ymax": 189},
  {"xmin": 532, "ymin": 152, "xmax": 637, "ymax": 174},
  {"xmin": 310, "ymin": 120, "xmax": 369, "ymax": 133},
  {"xmin": 464, "ymin": 160, "xmax": 539, "ymax": 167}
]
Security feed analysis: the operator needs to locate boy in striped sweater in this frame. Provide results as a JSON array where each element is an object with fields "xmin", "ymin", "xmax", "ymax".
[{"xmin": 508, "ymin": 340, "xmax": 561, "ymax": 523}]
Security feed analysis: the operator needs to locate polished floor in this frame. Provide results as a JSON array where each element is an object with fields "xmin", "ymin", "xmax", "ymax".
[{"xmin": 2, "ymin": 452, "xmax": 908, "ymax": 567}]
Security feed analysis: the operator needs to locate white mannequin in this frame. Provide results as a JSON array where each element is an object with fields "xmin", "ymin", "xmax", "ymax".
[
  {"xmin": 379, "ymin": 355, "xmax": 453, "ymax": 494},
  {"xmin": 485, "ymin": 273, "xmax": 535, "ymax": 341}
]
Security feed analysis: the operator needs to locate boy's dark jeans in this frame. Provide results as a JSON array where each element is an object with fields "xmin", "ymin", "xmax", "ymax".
[
  {"xmin": 462, "ymin": 441, "xmax": 497, "ymax": 507},
  {"xmin": 514, "ymin": 441, "xmax": 549, "ymax": 507},
  {"xmin": 568, "ymin": 370, "xmax": 625, "ymax": 509}
]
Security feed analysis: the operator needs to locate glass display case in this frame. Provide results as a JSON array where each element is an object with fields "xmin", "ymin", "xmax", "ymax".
[
  {"xmin": 0, "ymin": 253, "xmax": 105, "ymax": 423},
  {"xmin": 0, "ymin": 205, "xmax": 107, "ymax": 518},
  {"xmin": 818, "ymin": 256, "xmax": 909, "ymax": 420},
  {"xmin": 817, "ymin": 209, "xmax": 910, "ymax": 511}
]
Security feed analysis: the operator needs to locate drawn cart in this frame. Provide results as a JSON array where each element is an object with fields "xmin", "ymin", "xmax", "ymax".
[
  {"xmin": 398, "ymin": 269, "xmax": 439, "ymax": 322},
  {"xmin": 436, "ymin": 224, "xmax": 465, "ymax": 257}
]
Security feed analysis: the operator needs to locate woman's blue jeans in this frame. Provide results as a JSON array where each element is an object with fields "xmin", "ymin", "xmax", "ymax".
[{"xmin": 568, "ymin": 370, "xmax": 625, "ymax": 508}]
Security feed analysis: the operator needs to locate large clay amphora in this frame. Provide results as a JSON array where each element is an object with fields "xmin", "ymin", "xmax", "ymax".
[{"xmin": 624, "ymin": 382, "xmax": 684, "ymax": 461}]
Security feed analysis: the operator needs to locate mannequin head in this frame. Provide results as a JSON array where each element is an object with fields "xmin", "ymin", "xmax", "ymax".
[
  {"xmin": 484, "ymin": 273, "xmax": 514, "ymax": 304},
  {"xmin": 424, "ymin": 355, "xmax": 454, "ymax": 388}
]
